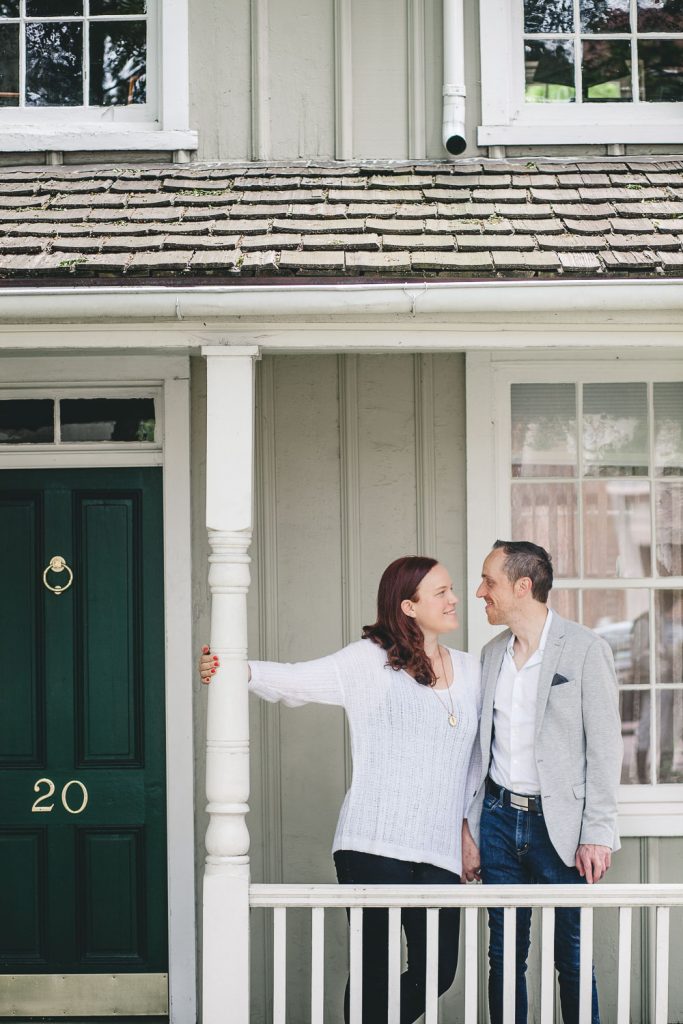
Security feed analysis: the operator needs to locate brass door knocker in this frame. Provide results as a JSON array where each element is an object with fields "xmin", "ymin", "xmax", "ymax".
[{"xmin": 43, "ymin": 555, "xmax": 73, "ymax": 595}]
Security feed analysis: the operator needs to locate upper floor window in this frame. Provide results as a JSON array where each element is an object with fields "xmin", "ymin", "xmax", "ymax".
[
  {"xmin": 0, "ymin": 1, "xmax": 150, "ymax": 119},
  {"xmin": 524, "ymin": 0, "xmax": 683, "ymax": 105},
  {"xmin": 479, "ymin": 0, "xmax": 683, "ymax": 146},
  {"xmin": 0, "ymin": 0, "xmax": 196, "ymax": 155}
]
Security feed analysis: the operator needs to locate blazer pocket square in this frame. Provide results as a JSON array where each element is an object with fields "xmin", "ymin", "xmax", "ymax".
[{"xmin": 551, "ymin": 673, "xmax": 570, "ymax": 686}]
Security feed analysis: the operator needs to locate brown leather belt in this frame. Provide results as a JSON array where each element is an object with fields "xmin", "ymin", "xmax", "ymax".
[{"xmin": 485, "ymin": 776, "xmax": 543, "ymax": 813}]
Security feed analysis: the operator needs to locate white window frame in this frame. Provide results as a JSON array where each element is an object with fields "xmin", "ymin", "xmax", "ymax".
[
  {"xmin": 0, "ymin": 0, "xmax": 196, "ymax": 153},
  {"xmin": 466, "ymin": 350, "xmax": 683, "ymax": 837},
  {"xmin": 478, "ymin": 0, "xmax": 683, "ymax": 146}
]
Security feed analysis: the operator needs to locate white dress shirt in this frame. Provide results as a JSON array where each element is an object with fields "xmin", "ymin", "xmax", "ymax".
[{"xmin": 489, "ymin": 610, "xmax": 553, "ymax": 795}]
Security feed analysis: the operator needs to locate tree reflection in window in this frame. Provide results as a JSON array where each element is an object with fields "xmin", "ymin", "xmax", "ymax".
[
  {"xmin": 0, "ymin": 1, "xmax": 147, "ymax": 108},
  {"xmin": 524, "ymin": 0, "xmax": 683, "ymax": 102}
]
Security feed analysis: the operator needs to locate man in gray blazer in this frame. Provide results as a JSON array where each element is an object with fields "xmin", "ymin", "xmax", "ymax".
[{"xmin": 463, "ymin": 540, "xmax": 622, "ymax": 1024}]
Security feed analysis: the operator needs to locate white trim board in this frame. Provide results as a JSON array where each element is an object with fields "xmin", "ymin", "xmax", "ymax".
[{"xmin": 0, "ymin": 353, "xmax": 197, "ymax": 1024}]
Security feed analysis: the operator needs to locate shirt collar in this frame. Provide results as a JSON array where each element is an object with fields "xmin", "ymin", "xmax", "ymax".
[{"xmin": 506, "ymin": 608, "xmax": 554, "ymax": 658}]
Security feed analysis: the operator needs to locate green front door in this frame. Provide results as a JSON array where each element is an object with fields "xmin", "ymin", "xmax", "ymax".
[{"xmin": 0, "ymin": 468, "xmax": 167, "ymax": 1017}]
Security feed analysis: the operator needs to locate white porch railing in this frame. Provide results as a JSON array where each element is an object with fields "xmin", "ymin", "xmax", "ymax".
[{"xmin": 250, "ymin": 883, "xmax": 683, "ymax": 1024}]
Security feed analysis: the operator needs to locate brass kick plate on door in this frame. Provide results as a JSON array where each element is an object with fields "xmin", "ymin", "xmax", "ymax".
[{"xmin": 0, "ymin": 973, "xmax": 168, "ymax": 1016}]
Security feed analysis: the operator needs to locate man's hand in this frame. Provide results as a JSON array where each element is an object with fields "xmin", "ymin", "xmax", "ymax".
[
  {"xmin": 575, "ymin": 844, "xmax": 611, "ymax": 884},
  {"xmin": 461, "ymin": 820, "xmax": 481, "ymax": 882}
]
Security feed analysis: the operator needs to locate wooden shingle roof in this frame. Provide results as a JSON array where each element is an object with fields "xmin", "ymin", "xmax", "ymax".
[{"xmin": 1, "ymin": 158, "xmax": 683, "ymax": 282}]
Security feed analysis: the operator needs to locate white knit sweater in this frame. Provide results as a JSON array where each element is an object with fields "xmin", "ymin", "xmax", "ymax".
[{"xmin": 249, "ymin": 638, "xmax": 481, "ymax": 875}]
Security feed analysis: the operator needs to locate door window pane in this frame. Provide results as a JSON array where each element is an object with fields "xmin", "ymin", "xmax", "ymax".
[
  {"xmin": 584, "ymin": 480, "xmax": 651, "ymax": 577},
  {"xmin": 512, "ymin": 482, "xmax": 578, "ymax": 577},
  {"xmin": 0, "ymin": 22, "xmax": 19, "ymax": 106},
  {"xmin": 512, "ymin": 383, "xmax": 577, "ymax": 477},
  {"xmin": 26, "ymin": 22, "xmax": 82, "ymax": 106},
  {"xmin": 583, "ymin": 383, "xmax": 648, "ymax": 476},
  {"xmin": 0, "ymin": 399, "xmax": 53, "ymax": 443},
  {"xmin": 60, "ymin": 398, "xmax": 155, "ymax": 442}
]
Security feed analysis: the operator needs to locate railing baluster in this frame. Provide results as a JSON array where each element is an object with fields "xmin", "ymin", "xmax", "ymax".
[
  {"xmin": 311, "ymin": 907, "xmax": 325, "ymax": 1024},
  {"xmin": 349, "ymin": 906, "xmax": 363, "ymax": 1024},
  {"xmin": 424, "ymin": 908, "xmax": 439, "ymax": 1024},
  {"xmin": 617, "ymin": 906, "xmax": 632, "ymax": 1024},
  {"xmin": 388, "ymin": 906, "xmax": 401, "ymax": 1022},
  {"xmin": 464, "ymin": 906, "xmax": 478, "ymax": 1024},
  {"xmin": 579, "ymin": 906, "xmax": 593, "ymax": 1024},
  {"xmin": 654, "ymin": 906, "xmax": 670, "ymax": 1024},
  {"xmin": 273, "ymin": 907, "xmax": 287, "ymax": 1024},
  {"xmin": 540, "ymin": 906, "xmax": 555, "ymax": 1023},
  {"xmin": 503, "ymin": 906, "xmax": 516, "ymax": 1024}
]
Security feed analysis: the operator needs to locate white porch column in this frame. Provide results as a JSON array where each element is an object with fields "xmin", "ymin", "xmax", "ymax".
[{"xmin": 202, "ymin": 346, "xmax": 260, "ymax": 1024}]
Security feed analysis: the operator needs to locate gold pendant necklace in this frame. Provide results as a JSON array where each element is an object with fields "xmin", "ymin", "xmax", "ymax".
[{"xmin": 433, "ymin": 646, "xmax": 457, "ymax": 727}]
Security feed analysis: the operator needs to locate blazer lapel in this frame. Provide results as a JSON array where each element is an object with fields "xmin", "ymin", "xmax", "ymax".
[
  {"xmin": 480, "ymin": 632, "xmax": 509, "ymax": 760},
  {"xmin": 535, "ymin": 612, "xmax": 567, "ymax": 736}
]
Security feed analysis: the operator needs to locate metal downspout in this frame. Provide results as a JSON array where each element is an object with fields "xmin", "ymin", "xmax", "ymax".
[{"xmin": 442, "ymin": 0, "xmax": 467, "ymax": 155}]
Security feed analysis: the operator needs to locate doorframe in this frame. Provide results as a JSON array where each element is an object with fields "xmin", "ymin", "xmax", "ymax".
[{"xmin": 0, "ymin": 354, "xmax": 196, "ymax": 1024}]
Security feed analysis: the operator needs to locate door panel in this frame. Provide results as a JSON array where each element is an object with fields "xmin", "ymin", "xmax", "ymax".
[{"xmin": 0, "ymin": 468, "xmax": 167, "ymax": 1013}]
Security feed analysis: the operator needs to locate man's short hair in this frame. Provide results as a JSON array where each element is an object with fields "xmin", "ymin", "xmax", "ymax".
[{"xmin": 493, "ymin": 540, "xmax": 553, "ymax": 603}]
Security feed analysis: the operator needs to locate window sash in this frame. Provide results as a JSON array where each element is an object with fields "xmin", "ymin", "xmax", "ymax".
[
  {"xmin": 479, "ymin": 0, "xmax": 683, "ymax": 145},
  {"xmin": 0, "ymin": 0, "xmax": 157, "ymax": 122},
  {"xmin": 466, "ymin": 353, "xmax": 683, "ymax": 830}
]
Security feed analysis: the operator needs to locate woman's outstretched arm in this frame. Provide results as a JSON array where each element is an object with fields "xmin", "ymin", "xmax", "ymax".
[{"xmin": 199, "ymin": 644, "xmax": 347, "ymax": 707}]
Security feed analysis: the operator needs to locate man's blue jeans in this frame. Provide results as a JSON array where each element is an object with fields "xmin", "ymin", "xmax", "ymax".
[{"xmin": 480, "ymin": 789, "xmax": 600, "ymax": 1024}]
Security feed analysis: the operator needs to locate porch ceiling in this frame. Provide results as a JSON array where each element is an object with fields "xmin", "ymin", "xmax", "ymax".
[{"xmin": 1, "ymin": 157, "xmax": 683, "ymax": 283}]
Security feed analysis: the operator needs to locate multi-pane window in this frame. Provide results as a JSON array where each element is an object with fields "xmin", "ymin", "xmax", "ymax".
[
  {"xmin": 524, "ymin": 0, "xmax": 683, "ymax": 103},
  {"xmin": 0, "ymin": 1, "xmax": 147, "ymax": 109},
  {"xmin": 511, "ymin": 381, "xmax": 683, "ymax": 786}
]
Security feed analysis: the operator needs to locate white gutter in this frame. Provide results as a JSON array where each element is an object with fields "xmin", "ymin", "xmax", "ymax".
[
  {"xmin": 0, "ymin": 279, "xmax": 680, "ymax": 324},
  {"xmin": 442, "ymin": 0, "xmax": 466, "ymax": 155}
]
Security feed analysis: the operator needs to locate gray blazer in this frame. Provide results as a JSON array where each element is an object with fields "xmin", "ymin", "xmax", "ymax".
[{"xmin": 467, "ymin": 612, "xmax": 623, "ymax": 867}]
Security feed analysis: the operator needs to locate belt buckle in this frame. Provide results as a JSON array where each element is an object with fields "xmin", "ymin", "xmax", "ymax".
[{"xmin": 510, "ymin": 792, "xmax": 530, "ymax": 811}]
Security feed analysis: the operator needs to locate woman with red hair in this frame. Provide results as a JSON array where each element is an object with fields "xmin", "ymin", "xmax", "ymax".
[{"xmin": 200, "ymin": 556, "xmax": 481, "ymax": 1024}]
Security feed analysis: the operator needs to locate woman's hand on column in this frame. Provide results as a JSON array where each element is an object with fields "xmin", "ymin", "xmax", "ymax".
[
  {"xmin": 199, "ymin": 645, "xmax": 219, "ymax": 685},
  {"xmin": 461, "ymin": 819, "xmax": 481, "ymax": 882}
]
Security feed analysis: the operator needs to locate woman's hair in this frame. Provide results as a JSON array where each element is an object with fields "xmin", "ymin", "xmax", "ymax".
[{"xmin": 362, "ymin": 555, "xmax": 438, "ymax": 687}]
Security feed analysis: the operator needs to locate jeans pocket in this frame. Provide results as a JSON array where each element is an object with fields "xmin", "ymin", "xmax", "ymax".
[{"xmin": 483, "ymin": 792, "xmax": 500, "ymax": 811}]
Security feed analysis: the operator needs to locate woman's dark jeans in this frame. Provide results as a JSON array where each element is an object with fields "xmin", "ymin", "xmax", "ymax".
[{"xmin": 334, "ymin": 849, "xmax": 461, "ymax": 1024}]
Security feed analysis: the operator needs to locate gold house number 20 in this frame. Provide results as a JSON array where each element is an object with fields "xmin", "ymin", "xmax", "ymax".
[{"xmin": 31, "ymin": 778, "xmax": 89, "ymax": 815}]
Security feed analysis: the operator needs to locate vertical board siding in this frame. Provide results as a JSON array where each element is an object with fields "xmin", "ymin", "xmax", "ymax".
[
  {"xmin": 351, "ymin": 0, "xmax": 410, "ymax": 158},
  {"xmin": 269, "ymin": 0, "xmax": 336, "ymax": 159},
  {"xmin": 247, "ymin": 353, "xmax": 468, "ymax": 1021},
  {"xmin": 190, "ymin": 0, "xmax": 466, "ymax": 160},
  {"xmin": 190, "ymin": 0, "xmax": 252, "ymax": 161}
]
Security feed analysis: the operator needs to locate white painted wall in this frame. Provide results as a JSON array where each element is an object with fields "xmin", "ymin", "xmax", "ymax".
[{"xmin": 189, "ymin": 0, "xmax": 482, "ymax": 161}]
